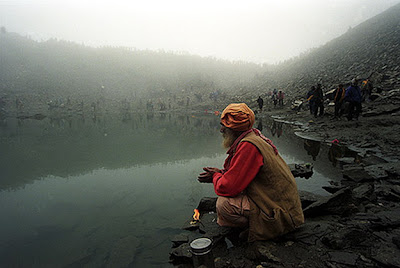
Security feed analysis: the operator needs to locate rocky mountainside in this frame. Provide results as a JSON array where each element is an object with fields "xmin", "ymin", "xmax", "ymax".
[{"xmin": 256, "ymin": 2, "xmax": 400, "ymax": 99}]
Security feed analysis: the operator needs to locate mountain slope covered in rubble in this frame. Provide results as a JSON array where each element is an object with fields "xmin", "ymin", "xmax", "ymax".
[{"xmin": 255, "ymin": 2, "xmax": 400, "ymax": 97}]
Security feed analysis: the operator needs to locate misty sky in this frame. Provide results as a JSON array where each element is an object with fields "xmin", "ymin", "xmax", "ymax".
[{"xmin": 1, "ymin": 0, "xmax": 400, "ymax": 64}]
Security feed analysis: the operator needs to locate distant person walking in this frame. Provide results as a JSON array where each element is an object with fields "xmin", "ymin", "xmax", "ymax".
[
  {"xmin": 257, "ymin": 96, "xmax": 264, "ymax": 112},
  {"xmin": 345, "ymin": 78, "xmax": 362, "ymax": 121},
  {"xmin": 361, "ymin": 79, "xmax": 373, "ymax": 102},
  {"xmin": 277, "ymin": 90, "xmax": 285, "ymax": 107},
  {"xmin": 333, "ymin": 84, "xmax": 346, "ymax": 118},
  {"xmin": 306, "ymin": 86, "xmax": 315, "ymax": 115},
  {"xmin": 271, "ymin": 90, "xmax": 278, "ymax": 107},
  {"xmin": 313, "ymin": 84, "xmax": 324, "ymax": 117}
]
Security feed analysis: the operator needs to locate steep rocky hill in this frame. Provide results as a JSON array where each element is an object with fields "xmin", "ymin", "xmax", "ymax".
[{"xmin": 256, "ymin": 2, "xmax": 400, "ymax": 98}]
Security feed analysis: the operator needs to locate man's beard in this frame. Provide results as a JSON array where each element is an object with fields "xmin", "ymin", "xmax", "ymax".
[{"xmin": 222, "ymin": 130, "xmax": 238, "ymax": 148}]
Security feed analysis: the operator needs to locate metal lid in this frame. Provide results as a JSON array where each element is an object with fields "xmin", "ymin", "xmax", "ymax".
[{"xmin": 190, "ymin": 238, "xmax": 212, "ymax": 255}]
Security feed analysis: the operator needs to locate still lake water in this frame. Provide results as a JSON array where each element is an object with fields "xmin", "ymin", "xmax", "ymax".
[{"xmin": 0, "ymin": 112, "xmax": 341, "ymax": 267}]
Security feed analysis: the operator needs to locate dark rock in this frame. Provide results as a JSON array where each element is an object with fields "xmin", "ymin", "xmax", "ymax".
[
  {"xmin": 373, "ymin": 231, "xmax": 393, "ymax": 243},
  {"xmin": 375, "ymin": 184, "xmax": 400, "ymax": 202},
  {"xmin": 393, "ymin": 236, "xmax": 400, "ymax": 249},
  {"xmin": 321, "ymin": 233, "xmax": 346, "ymax": 250},
  {"xmin": 361, "ymin": 155, "xmax": 388, "ymax": 166},
  {"xmin": 363, "ymin": 203, "xmax": 383, "ymax": 213},
  {"xmin": 170, "ymin": 243, "xmax": 192, "ymax": 263},
  {"xmin": 172, "ymin": 234, "xmax": 189, "ymax": 248},
  {"xmin": 322, "ymin": 185, "xmax": 345, "ymax": 194},
  {"xmin": 352, "ymin": 212, "xmax": 381, "ymax": 223},
  {"xmin": 368, "ymin": 208, "xmax": 400, "ymax": 230},
  {"xmin": 198, "ymin": 212, "xmax": 232, "ymax": 238},
  {"xmin": 342, "ymin": 167, "xmax": 374, "ymax": 182},
  {"xmin": 336, "ymin": 157, "xmax": 356, "ymax": 166},
  {"xmin": 370, "ymin": 244, "xmax": 400, "ymax": 267},
  {"xmin": 255, "ymin": 244, "xmax": 281, "ymax": 263},
  {"xmin": 213, "ymin": 252, "xmax": 256, "ymax": 268},
  {"xmin": 382, "ymin": 163, "xmax": 400, "ymax": 180},
  {"xmin": 282, "ymin": 221, "xmax": 339, "ymax": 246},
  {"xmin": 182, "ymin": 218, "xmax": 200, "ymax": 231},
  {"xmin": 352, "ymin": 184, "xmax": 374, "ymax": 201},
  {"xmin": 298, "ymin": 190, "xmax": 323, "ymax": 209},
  {"xmin": 328, "ymin": 251, "xmax": 359, "ymax": 266},
  {"xmin": 321, "ymin": 227, "xmax": 371, "ymax": 250},
  {"xmin": 359, "ymin": 142, "xmax": 378, "ymax": 148},
  {"xmin": 363, "ymin": 165, "xmax": 389, "ymax": 180},
  {"xmin": 303, "ymin": 188, "xmax": 354, "ymax": 217},
  {"xmin": 197, "ymin": 197, "xmax": 217, "ymax": 213},
  {"xmin": 363, "ymin": 103, "xmax": 400, "ymax": 117}
]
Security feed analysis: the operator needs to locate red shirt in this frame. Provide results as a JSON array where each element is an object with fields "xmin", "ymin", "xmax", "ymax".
[{"xmin": 212, "ymin": 141, "xmax": 264, "ymax": 197}]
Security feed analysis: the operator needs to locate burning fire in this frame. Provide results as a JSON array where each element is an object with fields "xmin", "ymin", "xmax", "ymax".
[{"xmin": 193, "ymin": 209, "xmax": 200, "ymax": 221}]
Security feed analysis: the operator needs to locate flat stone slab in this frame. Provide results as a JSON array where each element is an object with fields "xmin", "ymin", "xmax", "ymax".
[
  {"xmin": 303, "ymin": 188, "xmax": 353, "ymax": 217},
  {"xmin": 298, "ymin": 190, "xmax": 323, "ymax": 208},
  {"xmin": 328, "ymin": 251, "xmax": 359, "ymax": 266},
  {"xmin": 342, "ymin": 166, "xmax": 374, "ymax": 182}
]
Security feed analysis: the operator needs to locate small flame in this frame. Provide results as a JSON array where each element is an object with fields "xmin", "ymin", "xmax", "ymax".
[{"xmin": 193, "ymin": 209, "xmax": 200, "ymax": 221}]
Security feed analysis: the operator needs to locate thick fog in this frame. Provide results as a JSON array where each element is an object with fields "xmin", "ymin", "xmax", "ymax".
[{"xmin": 1, "ymin": 0, "xmax": 400, "ymax": 64}]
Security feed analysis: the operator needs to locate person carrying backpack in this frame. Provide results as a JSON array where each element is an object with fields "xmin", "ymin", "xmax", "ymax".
[{"xmin": 334, "ymin": 84, "xmax": 346, "ymax": 118}]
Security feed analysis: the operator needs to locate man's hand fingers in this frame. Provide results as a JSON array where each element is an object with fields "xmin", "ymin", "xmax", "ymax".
[
  {"xmin": 198, "ymin": 172, "xmax": 209, "ymax": 178},
  {"xmin": 198, "ymin": 177, "xmax": 212, "ymax": 183}
]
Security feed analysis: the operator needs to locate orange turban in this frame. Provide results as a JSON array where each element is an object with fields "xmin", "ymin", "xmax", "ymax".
[{"xmin": 220, "ymin": 103, "xmax": 255, "ymax": 131}]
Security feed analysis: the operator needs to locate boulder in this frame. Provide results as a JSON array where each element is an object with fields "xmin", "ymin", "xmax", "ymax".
[
  {"xmin": 298, "ymin": 190, "xmax": 323, "ymax": 209},
  {"xmin": 303, "ymin": 188, "xmax": 355, "ymax": 217},
  {"xmin": 197, "ymin": 197, "xmax": 217, "ymax": 213},
  {"xmin": 171, "ymin": 233, "xmax": 189, "ymax": 248},
  {"xmin": 342, "ymin": 166, "xmax": 374, "ymax": 182},
  {"xmin": 169, "ymin": 243, "xmax": 192, "ymax": 263}
]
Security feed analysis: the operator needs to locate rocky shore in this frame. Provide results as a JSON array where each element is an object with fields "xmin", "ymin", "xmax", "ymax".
[{"xmin": 170, "ymin": 89, "xmax": 400, "ymax": 268}]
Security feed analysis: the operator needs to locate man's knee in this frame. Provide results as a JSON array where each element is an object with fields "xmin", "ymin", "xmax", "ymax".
[
  {"xmin": 216, "ymin": 196, "xmax": 230, "ymax": 215},
  {"xmin": 216, "ymin": 196, "xmax": 249, "ymax": 228}
]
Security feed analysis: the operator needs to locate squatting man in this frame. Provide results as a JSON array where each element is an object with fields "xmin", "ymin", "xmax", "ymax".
[{"xmin": 198, "ymin": 103, "xmax": 304, "ymax": 241}]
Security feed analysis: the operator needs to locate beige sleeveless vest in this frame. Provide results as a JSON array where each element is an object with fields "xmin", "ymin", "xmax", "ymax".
[{"xmin": 241, "ymin": 132, "xmax": 304, "ymax": 241}]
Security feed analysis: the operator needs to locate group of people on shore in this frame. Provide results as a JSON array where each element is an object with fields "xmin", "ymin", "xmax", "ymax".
[
  {"xmin": 256, "ymin": 89, "xmax": 285, "ymax": 112},
  {"xmin": 307, "ymin": 77, "xmax": 370, "ymax": 121}
]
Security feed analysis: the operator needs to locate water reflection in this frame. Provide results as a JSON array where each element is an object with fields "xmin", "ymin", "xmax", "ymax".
[
  {"xmin": 303, "ymin": 139, "xmax": 321, "ymax": 161},
  {"xmin": 257, "ymin": 117, "xmax": 343, "ymax": 195},
  {"xmin": 0, "ymin": 112, "xmax": 223, "ymax": 190},
  {"xmin": 0, "ymin": 113, "xmax": 345, "ymax": 267},
  {"xmin": 269, "ymin": 120, "xmax": 283, "ymax": 138},
  {"xmin": 328, "ymin": 142, "xmax": 344, "ymax": 167},
  {"xmin": 327, "ymin": 141, "xmax": 361, "ymax": 167},
  {"xmin": 0, "ymin": 157, "xmax": 221, "ymax": 267}
]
